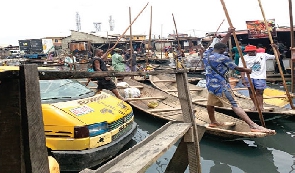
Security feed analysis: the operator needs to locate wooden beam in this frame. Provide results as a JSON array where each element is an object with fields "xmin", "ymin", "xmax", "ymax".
[
  {"xmin": 125, "ymin": 96, "xmax": 166, "ymax": 101},
  {"xmin": 148, "ymin": 108, "xmax": 181, "ymax": 113},
  {"xmin": 84, "ymin": 122, "xmax": 191, "ymax": 173},
  {"xmin": 232, "ymin": 87, "xmax": 248, "ymax": 91},
  {"xmin": 192, "ymin": 98, "xmax": 207, "ymax": 102},
  {"xmin": 19, "ymin": 65, "xmax": 49, "ymax": 173},
  {"xmin": 165, "ymin": 88, "xmax": 202, "ymax": 92}
]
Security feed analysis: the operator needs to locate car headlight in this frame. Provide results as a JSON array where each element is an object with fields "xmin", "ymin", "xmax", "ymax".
[{"xmin": 87, "ymin": 122, "xmax": 108, "ymax": 137}]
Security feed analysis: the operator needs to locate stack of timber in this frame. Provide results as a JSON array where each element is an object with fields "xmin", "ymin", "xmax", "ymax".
[
  {"xmin": 110, "ymin": 78, "xmax": 272, "ymax": 139},
  {"xmin": 149, "ymin": 74, "xmax": 295, "ymax": 121}
]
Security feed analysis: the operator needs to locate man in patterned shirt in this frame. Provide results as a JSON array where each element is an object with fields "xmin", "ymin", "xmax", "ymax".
[{"xmin": 203, "ymin": 28, "xmax": 275, "ymax": 134}]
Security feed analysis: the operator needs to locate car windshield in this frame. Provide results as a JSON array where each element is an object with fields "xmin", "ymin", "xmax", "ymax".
[{"xmin": 40, "ymin": 79, "xmax": 94, "ymax": 103}]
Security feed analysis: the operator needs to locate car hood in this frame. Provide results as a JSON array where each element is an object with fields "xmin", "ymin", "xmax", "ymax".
[{"xmin": 50, "ymin": 92, "xmax": 132, "ymax": 125}]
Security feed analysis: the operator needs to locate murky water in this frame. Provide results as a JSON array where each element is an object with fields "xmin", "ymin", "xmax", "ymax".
[{"xmin": 131, "ymin": 108, "xmax": 295, "ymax": 173}]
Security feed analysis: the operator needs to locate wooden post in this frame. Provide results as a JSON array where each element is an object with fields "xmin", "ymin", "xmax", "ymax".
[
  {"xmin": 147, "ymin": 6, "xmax": 153, "ymax": 66},
  {"xmin": 257, "ymin": 0, "xmax": 295, "ymax": 109},
  {"xmin": 0, "ymin": 64, "xmax": 49, "ymax": 173},
  {"xmin": 129, "ymin": 7, "xmax": 133, "ymax": 68},
  {"xmin": 289, "ymin": 0, "xmax": 295, "ymax": 93},
  {"xmin": 175, "ymin": 72, "xmax": 201, "ymax": 173},
  {"xmin": 220, "ymin": 0, "xmax": 266, "ymax": 127}
]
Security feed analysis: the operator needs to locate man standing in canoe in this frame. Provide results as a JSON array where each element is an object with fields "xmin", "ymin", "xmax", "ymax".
[
  {"xmin": 239, "ymin": 45, "xmax": 275, "ymax": 111},
  {"xmin": 203, "ymin": 28, "xmax": 275, "ymax": 134}
]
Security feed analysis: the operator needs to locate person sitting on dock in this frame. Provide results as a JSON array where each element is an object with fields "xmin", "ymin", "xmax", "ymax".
[
  {"xmin": 87, "ymin": 49, "xmax": 124, "ymax": 100},
  {"xmin": 203, "ymin": 28, "xmax": 275, "ymax": 134},
  {"xmin": 239, "ymin": 45, "xmax": 275, "ymax": 111}
]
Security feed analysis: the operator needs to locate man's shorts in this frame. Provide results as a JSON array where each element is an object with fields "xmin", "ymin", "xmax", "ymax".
[
  {"xmin": 207, "ymin": 88, "xmax": 239, "ymax": 107},
  {"xmin": 244, "ymin": 78, "xmax": 266, "ymax": 90},
  {"xmin": 97, "ymin": 78, "xmax": 117, "ymax": 91}
]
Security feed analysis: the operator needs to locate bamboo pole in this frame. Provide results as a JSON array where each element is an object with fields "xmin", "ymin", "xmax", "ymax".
[
  {"xmin": 105, "ymin": 2, "xmax": 149, "ymax": 56},
  {"xmin": 289, "ymin": 0, "xmax": 295, "ymax": 93},
  {"xmin": 220, "ymin": 0, "xmax": 266, "ymax": 127},
  {"xmin": 129, "ymin": 7, "xmax": 133, "ymax": 68},
  {"xmin": 215, "ymin": 19, "xmax": 225, "ymax": 36},
  {"xmin": 257, "ymin": 0, "xmax": 295, "ymax": 109},
  {"xmin": 172, "ymin": 13, "xmax": 180, "ymax": 70},
  {"xmin": 147, "ymin": 6, "xmax": 153, "ymax": 66}
]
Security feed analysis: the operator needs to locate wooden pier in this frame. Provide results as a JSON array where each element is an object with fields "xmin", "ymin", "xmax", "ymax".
[{"xmin": 0, "ymin": 64, "xmax": 205, "ymax": 173}]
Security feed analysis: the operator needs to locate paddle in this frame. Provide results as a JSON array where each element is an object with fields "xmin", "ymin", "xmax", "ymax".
[
  {"xmin": 257, "ymin": 0, "xmax": 295, "ymax": 109},
  {"xmin": 219, "ymin": 0, "xmax": 266, "ymax": 127}
]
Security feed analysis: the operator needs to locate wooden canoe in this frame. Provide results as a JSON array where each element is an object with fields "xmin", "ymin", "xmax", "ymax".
[
  {"xmin": 114, "ymin": 78, "xmax": 272, "ymax": 139},
  {"xmin": 150, "ymin": 74, "xmax": 295, "ymax": 121}
]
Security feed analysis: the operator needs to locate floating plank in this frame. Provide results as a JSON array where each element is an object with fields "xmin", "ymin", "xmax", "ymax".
[
  {"xmin": 125, "ymin": 96, "xmax": 166, "ymax": 101},
  {"xmin": 165, "ymin": 88, "xmax": 203, "ymax": 92},
  {"xmin": 83, "ymin": 122, "xmax": 191, "ymax": 173}
]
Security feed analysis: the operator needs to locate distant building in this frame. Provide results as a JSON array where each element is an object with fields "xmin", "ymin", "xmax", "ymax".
[{"xmin": 43, "ymin": 37, "xmax": 66, "ymax": 50}]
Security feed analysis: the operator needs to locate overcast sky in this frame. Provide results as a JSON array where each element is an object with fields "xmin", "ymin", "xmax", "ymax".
[{"xmin": 0, "ymin": 0, "xmax": 292, "ymax": 45}]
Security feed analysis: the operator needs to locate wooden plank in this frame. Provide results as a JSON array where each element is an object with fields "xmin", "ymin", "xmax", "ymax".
[
  {"xmin": 148, "ymin": 108, "xmax": 181, "ymax": 112},
  {"xmin": 232, "ymin": 87, "xmax": 248, "ymax": 91},
  {"xmin": 266, "ymin": 77, "xmax": 291, "ymax": 82},
  {"xmin": 87, "ymin": 85, "xmax": 144, "ymax": 89},
  {"xmin": 19, "ymin": 65, "xmax": 49, "ymax": 173},
  {"xmin": 165, "ymin": 125, "xmax": 206, "ymax": 173},
  {"xmin": 192, "ymin": 98, "xmax": 207, "ymax": 102},
  {"xmin": 244, "ymin": 107, "xmax": 275, "ymax": 112},
  {"xmin": 165, "ymin": 88, "xmax": 202, "ymax": 92},
  {"xmin": 152, "ymin": 78, "xmax": 202, "ymax": 84},
  {"xmin": 0, "ymin": 69, "xmax": 188, "ymax": 80},
  {"xmin": 82, "ymin": 122, "xmax": 191, "ymax": 173},
  {"xmin": 125, "ymin": 96, "xmax": 166, "ymax": 101}
]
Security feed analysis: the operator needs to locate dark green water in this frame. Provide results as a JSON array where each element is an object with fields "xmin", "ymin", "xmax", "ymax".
[{"xmin": 131, "ymin": 107, "xmax": 295, "ymax": 173}]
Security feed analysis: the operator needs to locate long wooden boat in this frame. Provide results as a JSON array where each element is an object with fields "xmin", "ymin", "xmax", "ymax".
[
  {"xmin": 149, "ymin": 74, "xmax": 295, "ymax": 121},
  {"xmin": 113, "ymin": 78, "xmax": 272, "ymax": 139}
]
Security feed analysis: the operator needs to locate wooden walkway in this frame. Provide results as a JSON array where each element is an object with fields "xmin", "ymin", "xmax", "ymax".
[{"xmin": 81, "ymin": 122, "xmax": 205, "ymax": 173}]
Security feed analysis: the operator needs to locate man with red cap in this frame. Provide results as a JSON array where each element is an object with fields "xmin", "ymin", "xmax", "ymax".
[{"xmin": 239, "ymin": 45, "xmax": 275, "ymax": 111}]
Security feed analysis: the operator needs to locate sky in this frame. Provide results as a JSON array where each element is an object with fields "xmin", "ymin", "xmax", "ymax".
[{"xmin": 0, "ymin": 0, "xmax": 292, "ymax": 45}]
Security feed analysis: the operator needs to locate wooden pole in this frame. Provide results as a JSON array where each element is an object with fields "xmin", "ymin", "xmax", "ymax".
[
  {"xmin": 289, "ymin": 0, "xmax": 295, "ymax": 93},
  {"xmin": 129, "ymin": 7, "xmax": 133, "ymax": 68},
  {"xmin": 147, "ymin": 6, "xmax": 153, "ymax": 66},
  {"xmin": 215, "ymin": 19, "xmax": 225, "ymax": 36},
  {"xmin": 220, "ymin": 0, "xmax": 266, "ymax": 127},
  {"xmin": 257, "ymin": 0, "xmax": 295, "ymax": 109},
  {"xmin": 161, "ymin": 24, "xmax": 163, "ymax": 59},
  {"xmin": 172, "ymin": 13, "xmax": 180, "ymax": 70},
  {"xmin": 105, "ymin": 2, "xmax": 149, "ymax": 55}
]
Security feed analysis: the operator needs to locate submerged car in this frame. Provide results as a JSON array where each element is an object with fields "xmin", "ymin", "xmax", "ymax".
[{"xmin": 40, "ymin": 79, "xmax": 137, "ymax": 171}]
